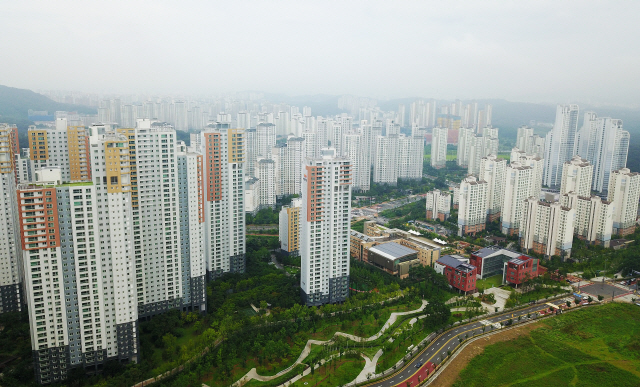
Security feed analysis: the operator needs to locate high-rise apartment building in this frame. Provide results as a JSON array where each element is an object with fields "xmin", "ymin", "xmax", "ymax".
[
  {"xmin": 467, "ymin": 130, "xmax": 498, "ymax": 176},
  {"xmin": 373, "ymin": 135, "xmax": 398, "ymax": 185},
  {"xmin": 274, "ymin": 136, "xmax": 304, "ymax": 197},
  {"xmin": 425, "ymin": 189, "xmax": 451, "ymax": 221},
  {"xmin": 201, "ymin": 123, "xmax": 246, "ymax": 276},
  {"xmin": 279, "ymin": 198, "xmax": 301, "ymax": 255},
  {"xmin": 607, "ymin": 168, "xmax": 640, "ymax": 236},
  {"xmin": 458, "ymin": 176, "xmax": 488, "ymax": 236},
  {"xmin": 560, "ymin": 156, "xmax": 593, "ymax": 197},
  {"xmin": 456, "ymin": 127, "xmax": 474, "ymax": 167},
  {"xmin": 302, "ymin": 130, "xmax": 320, "ymax": 160},
  {"xmin": 133, "ymin": 121, "xmax": 182, "ymax": 317},
  {"xmin": 0, "ymin": 125, "xmax": 22, "ymax": 314},
  {"xmin": 501, "ymin": 162, "xmax": 533, "ymax": 236},
  {"xmin": 431, "ymin": 127, "xmax": 448, "ymax": 169},
  {"xmin": 257, "ymin": 158, "xmax": 276, "ymax": 209},
  {"xmin": 28, "ymin": 119, "xmax": 91, "ymax": 182},
  {"xmin": 543, "ymin": 104, "xmax": 580, "ymax": 187},
  {"xmin": 510, "ymin": 151, "xmax": 544, "ymax": 201},
  {"xmin": 575, "ymin": 113, "xmax": 629, "ymax": 193},
  {"xmin": 177, "ymin": 148, "xmax": 206, "ymax": 312},
  {"xmin": 256, "ymin": 123, "xmax": 276, "ymax": 159},
  {"xmin": 397, "ymin": 135, "xmax": 424, "ymax": 180},
  {"xmin": 520, "ymin": 198, "xmax": 575, "ymax": 259},
  {"xmin": 479, "ymin": 155, "xmax": 506, "ymax": 222},
  {"xmin": 300, "ymin": 148, "xmax": 351, "ymax": 306}
]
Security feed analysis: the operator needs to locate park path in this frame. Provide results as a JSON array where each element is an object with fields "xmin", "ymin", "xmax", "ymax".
[
  {"xmin": 354, "ymin": 349, "xmax": 383, "ymax": 384},
  {"xmin": 233, "ymin": 300, "xmax": 428, "ymax": 386}
]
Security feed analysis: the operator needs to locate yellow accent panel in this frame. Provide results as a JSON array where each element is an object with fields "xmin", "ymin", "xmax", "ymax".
[{"xmin": 28, "ymin": 130, "xmax": 49, "ymax": 161}]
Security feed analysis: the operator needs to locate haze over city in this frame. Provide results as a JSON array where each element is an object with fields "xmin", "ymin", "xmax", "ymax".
[
  {"xmin": 2, "ymin": 2, "xmax": 640, "ymax": 387},
  {"xmin": 2, "ymin": 1, "xmax": 640, "ymax": 106}
]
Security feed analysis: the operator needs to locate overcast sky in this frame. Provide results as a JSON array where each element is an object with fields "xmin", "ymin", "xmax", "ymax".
[{"xmin": 1, "ymin": 1, "xmax": 639, "ymax": 106}]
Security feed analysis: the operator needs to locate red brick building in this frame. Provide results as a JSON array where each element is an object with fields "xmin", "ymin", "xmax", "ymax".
[
  {"xmin": 434, "ymin": 255, "xmax": 477, "ymax": 294},
  {"xmin": 469, "ymin": 246, "xmax": 541, "ymax": 286}
]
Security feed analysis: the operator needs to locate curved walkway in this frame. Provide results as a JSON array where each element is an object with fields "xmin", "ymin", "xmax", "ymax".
[{"xmin": 233, "ymin": 300, "xmax": 428, "ymax": 386}]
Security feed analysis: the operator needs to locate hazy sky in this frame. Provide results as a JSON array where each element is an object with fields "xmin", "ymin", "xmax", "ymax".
[{"xmin": 1, "ymin": 1, "xmax": 639, "ymax": 106}]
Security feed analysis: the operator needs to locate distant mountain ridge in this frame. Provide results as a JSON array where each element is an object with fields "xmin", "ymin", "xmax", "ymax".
[{"xmin": 0, "ymin": 85, "xmax": 95, "ymax": 124}]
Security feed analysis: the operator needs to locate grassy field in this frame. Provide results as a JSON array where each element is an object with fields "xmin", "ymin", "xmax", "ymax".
[
  {"xmin": 451, "ymin": 303, "xmax": 640, "ymax": 386},
  {"xmin": 291, "ymin": 355, "xmax": 365, "ymax": 387},
  {"xmin": 476, "ymin": 274, "xmax": 503, "ymax": 289}
]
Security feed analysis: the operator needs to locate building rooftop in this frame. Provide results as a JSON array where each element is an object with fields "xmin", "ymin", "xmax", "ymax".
[
  {"xmin": 472, "ymin": 246, "xmax": 522, "ymax": 259},
  {"xmin": 350, "ymin": 230, "xmax": 374, "ymax": 242},
  {"xmin": 369, "ymin": 242, "xmax": 417, "ymax": 261},
  {"xmin": 437, "ymin": 255, "xmax": 475, "ymax": 273}
]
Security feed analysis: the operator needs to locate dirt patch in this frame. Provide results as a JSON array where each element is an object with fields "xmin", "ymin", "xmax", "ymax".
[{"xmin": 429, "ymin": 322, "xmax": 545, "ymax": 387}]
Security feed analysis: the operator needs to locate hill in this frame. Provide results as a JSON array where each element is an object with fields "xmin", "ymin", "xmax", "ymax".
[{"xmin": 0, "ymin": 85, "xmax": 95, "ymax": 127}]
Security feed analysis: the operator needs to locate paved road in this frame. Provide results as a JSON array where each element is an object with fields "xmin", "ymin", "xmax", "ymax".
[{"xmin": 365, "ymin": 299, "xmax": 567, "ymax": 387}]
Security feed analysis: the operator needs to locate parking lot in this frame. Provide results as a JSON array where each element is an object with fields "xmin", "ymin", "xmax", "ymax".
[{"xmin": 580, "ymin": 282, "xmax": 629, "ymax": 299}]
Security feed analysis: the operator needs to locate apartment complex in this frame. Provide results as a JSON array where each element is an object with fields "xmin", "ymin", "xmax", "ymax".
[
  {"xmin": 520, "ymin": 198, "xmax": 575, "ymax": 259},
  {"xmin": 300, "ymin": 148, "xmax": 351, "ymax": 306}
]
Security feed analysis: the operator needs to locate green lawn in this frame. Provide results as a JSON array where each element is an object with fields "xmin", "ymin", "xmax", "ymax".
[
  {"xmin": 476, "ymin": 274, "xmax": 503, "ymax": 290},
  {"xmin": 451, "ymin": 303, "xmax": 640, "ymax": 386},
  {"xmin": 291, "ymin": 355, "xmax": 365, "ymax": 387}
]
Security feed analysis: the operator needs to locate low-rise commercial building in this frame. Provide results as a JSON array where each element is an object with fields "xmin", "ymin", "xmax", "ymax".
[
  {"xmin": 367, "ymin": 242, "xmax": 421, "ymax": 278},
  {"xmin": 434, "ymin": 255, "xmax": 477, "ymax": 294},
  {"xmin": 469, "ymin": 246, "xmax": 541, "ymax": 285}
]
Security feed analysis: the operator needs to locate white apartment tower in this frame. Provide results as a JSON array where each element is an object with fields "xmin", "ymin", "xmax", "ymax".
[
  {"xmin": 373, "ymin": 135, "xmax": 399, "ymax": 185},
  {"xmin": 134, "ymin": 121, "xmax": 183, "ymax": 316},
  {"xmin": 302, "ymin": 130, "xmax": 320, "ymax": 160},
  {"xmin": 425, "ymin": 189, "xmax": 451, "ymax": 221},
  {"xmin": 177, "ymin": 149, "xmax": 206, "ymax": 312},
  {"xmin": 456, "ymin": 127, "xmax": 474, "ymax": 167},
  {"xmin": 457, "ymin": 176, "xmax": 488, "ymax": 236},
  {"xmin": 398, "ymin": 135, "xmax": 424, "ymax": 180},
  {"xmin": 543, "ymin": 104, "xmax": 580, "ymax": 187},
  {"xmin": 300, "ymin": 148, "xmax": 351, "ymax": 306},
  {"xmin": 520, "ymin": 198, "xmax": 575, "ymax": 259},
  {"xmin": 202, "ymin": 123, "xmax": 246, "ymax": 276},
  {"xmin": 468, "ymin": 131, "xmax": 499, "ymax": 176},
  {"xmin": 244, "ymin": 128, "xmax": 257, "ymax": 177},
  {"xmin": 560, "ymin": 156, "xmax": 593, "ymax": 197},
  {"xmin": 90, "ymin": 133, "xmax": 139, "ymax": 362},
  {"xmin": 257, "ymin": 158, "xmax": 276, "ymax": 209},
  {"xmin": 479, "ymin": 155, "xmax": 506, "ymax": 222},
  {"xmin": 575, "ymin": 113, "xmax": 630, "ymax": 193},
  {"xmin": 256, "ymin": 123, "xmax": 276, "ymax": 159},
  {"xmin": 431, "ymin": 127, "xmax": 448, "ymax": 168},
  {"xmin": 607, "ymin": 168, "xmax": 640, "ymax": 236},
  {"xmin": 274, "ymin": 136, "xmax": 305, "ymax": 197},
  {"xmin": 501, "ymin": 162, "xmax": 533, "ymax": 235},
  {"xmin": 511, "ymin": 151, "xmax": 544, "ymax": 201}
]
